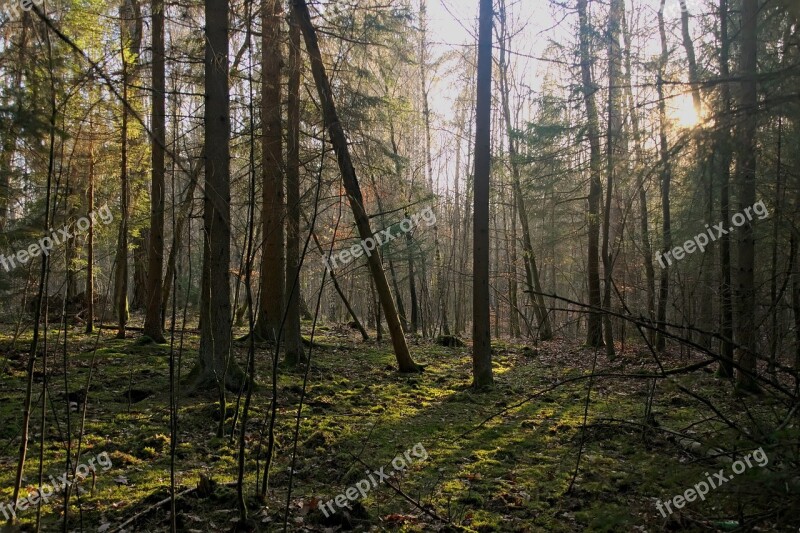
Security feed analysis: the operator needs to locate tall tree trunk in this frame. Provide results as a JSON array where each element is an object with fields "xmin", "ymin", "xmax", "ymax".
[
  {"xmin": 144, "ymin": 0, "xmax": 166, "ymax": 343},
  {"xmin": 407, "ymin": 228, "xmax": 419, "ymax": 334},
  {"xmin": 655, "ymin": 0, "xmax": 673, "ymax": 353},
  {"xmin": 577, "ymin": 0, "xmax": 604, "ymax": 347},
  {"xmin": 735, "ymin": 0, "xmax": 760, "ymax": 392},
  {"xmin": 255, "ymin": 0, "xmax": 286, "ymax": 341},
  {"xmin": 115, "ymin": 47, "xmax": 130, "ymax": 339},
  {"xmin": 769, "ymin": 118, "xmax": 783, "ymax": 376},
  {"xmin": 285, "ymin": 8, "xmax": 306, "ymax": 364},
  {"xmin": 792, "ymin": 234, "xmax": 800, "ymax": 392},
  {"xmin": 602, "ymin": 0, "xmax": 624, "ymax": 357},
  {"xmin": 85, "ymin": 142, "xmax": 95, "ymax": 334},
  {"xmin": 195, "ymin": 0, "xmax": 242, "ymax": 391},
  {"xmin": 716, "ymin": 0, "xmax": 735, "ymax": 377},
  {"xmin": 292, "ymin": 0, "xmax": 420, "ymax": 372},
  {"xmin": 471, "ymin": 0, "xmax": 494, "ymax": 388}
]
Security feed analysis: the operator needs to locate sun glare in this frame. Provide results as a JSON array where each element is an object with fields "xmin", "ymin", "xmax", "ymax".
[{"xmin": 670, "ymin": 93, "xmax": 701, "ymax": 128}]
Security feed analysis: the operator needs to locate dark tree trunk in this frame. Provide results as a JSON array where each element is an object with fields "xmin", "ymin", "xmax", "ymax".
[
  {"xmin": 194, "ymin": 0, "xmax": 242, "ymax": 391},
  {"xmin": 735, "ymin": 0, "xmax": 760, "ymax": 392},
  {"xmin": 115, "ymin": 51, "xmax": 130, "ymax": 339},
  {"xmin": 471, "ymin": 0, "xmax": 494, "ymax": 388},
  {"xmin": 716, "ymin": 0, "xmax": 735, "ymax": 377},
  {"xmin": 284, "ymin": 8, "xmax": 306, "ymax": 364},
  {"xmin": 655, "ymin": 1, "xmax": 673, "ymax": 353},
  {"xmin": 255, "ymin": 0, "xmax": 286, "ymax": 341},
  {"xmin": 144, "ymin": 0, "xmax": 166, "ymax": 343}
]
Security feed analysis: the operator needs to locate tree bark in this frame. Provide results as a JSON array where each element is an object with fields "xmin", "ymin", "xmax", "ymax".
[
  {"xmin": 115, "ymin": 45, "xmax": 130, "ymax": 339},
  {"xmin": 284, "ymin": 8, "xmax": 306, "ymax": 364},
  {"xmin": 716, "ymin": 0, "xmax": 735, "ymax": 377},
  {"xmin": 577, "ymin": 0, "xmax": 604, "ymax": 347},
  {"xmin": 144, "ymin": 0, "xmax": 166, "ymax": 343},
  {"xmin": 194, "ymin": 0, "xmax": 242, "ymax": 391},
  {"xmin": 601, "ymin": 0, "xmax": 624, "ymax": 357},
  {"xmin": 655, "ymin": 0, "xmax": 673, "ymax": 353},
  {"xmin": 85, "ymin": 141, "xmax": 95, "ymax": 333},
  {"xmin": 471, "ymin": 0, "xmax": 494, "ymax": 388},
  {"xmin": 255, "ymin": 0, "xmax": 286, "ymax": 341},
  {"xmin": 735, "ymin": 0, "xmax": 760, "ymax": 392}
]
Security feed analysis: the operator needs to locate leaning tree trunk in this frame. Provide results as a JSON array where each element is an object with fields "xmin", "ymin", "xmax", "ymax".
[{"xmin": 292, "ymin": 0, "xmax": 420, "ymax": 372}]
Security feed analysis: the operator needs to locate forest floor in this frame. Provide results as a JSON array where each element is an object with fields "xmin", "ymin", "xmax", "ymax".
[{"xmin": 0, "ymin": 321, "xmax": 798, "ymax": 532}]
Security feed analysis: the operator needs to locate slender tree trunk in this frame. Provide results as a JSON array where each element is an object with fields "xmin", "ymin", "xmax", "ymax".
[
  {"xmin": 85, "ymin": 142, "xmax": 95, "ymax": 334},
  {"xmin": 471, "ymin": 0, "xmax": 494, "ymax": 388},
  {"xmin": 292, "ymin": 0, "xmax": 419, "ymax": 372},
  {"xmin": 285, "ymin": 8, "xmax": 306, "ymax": 364},
  {"xmin": 601, "ymin": 0, "xmax": 624, "ymax": 357},
  {"xmin": 769, "ymin": 117, "xmax": 783, "ymax": 376},
  {"xmin": 716, "ymin": 0, "xmax": 735, "ymax": 377},
  {"xmin": 735, "ymin": 0, "xmax": 760, "ymax": 392},
  {"xmin": 577, "ymin": 0, "xmax": 604, "ymax": 347},
  {"xmin": 115, "ymin": 48, "xmax": 130, "ymax": 339},
  {"xmin": 144, "ymin": 0, "xmax": 166, "ymax": 342},
  {"xmin": 655, "ymin": 1, "xmax": 673, "ymax": 353},
  {"xmin": 407, "ymin": 228, "xmax": 419, "ymax": 334},
  {"xmin": 792, "ymin": 234, "xmax": 800, "ymax": 392}
]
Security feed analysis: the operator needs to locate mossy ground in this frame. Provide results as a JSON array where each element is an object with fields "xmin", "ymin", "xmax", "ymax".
[{"xmin": 0, "ymin": 321, "xmax": 798, "ymax": 532}]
